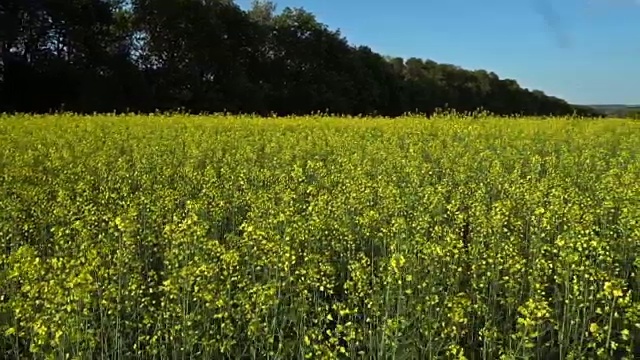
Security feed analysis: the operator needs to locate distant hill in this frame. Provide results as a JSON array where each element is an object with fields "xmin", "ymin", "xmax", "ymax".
[{"xmin": 585, "ymin": 104, "xmax": 640, "ymax": 117}]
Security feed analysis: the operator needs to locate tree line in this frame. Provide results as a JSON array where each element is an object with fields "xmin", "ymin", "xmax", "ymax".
[{"xmin": 0, "ymin": 0, "xmax": 602, "ymax": 117}]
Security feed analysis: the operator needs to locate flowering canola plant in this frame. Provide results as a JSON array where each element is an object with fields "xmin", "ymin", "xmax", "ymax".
[{"xmin": 1, "ymin": 113, "xmax": 639, "ymax": 359}]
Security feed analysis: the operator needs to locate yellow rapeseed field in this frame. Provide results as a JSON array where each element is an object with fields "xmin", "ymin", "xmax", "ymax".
[{"xmin": 1, "ymin": 114, "xmax": 639, "ymax": 359}]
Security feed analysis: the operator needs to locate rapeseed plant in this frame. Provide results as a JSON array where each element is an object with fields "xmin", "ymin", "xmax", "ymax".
[{"xmin": 0, "ymin": 114, "xmax": 639, "ymax": 359}]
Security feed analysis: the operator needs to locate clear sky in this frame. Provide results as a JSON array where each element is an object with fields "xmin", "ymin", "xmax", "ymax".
[{"xmin": 235, "ymin": 0, "xmax": 639, "ymax": 105}]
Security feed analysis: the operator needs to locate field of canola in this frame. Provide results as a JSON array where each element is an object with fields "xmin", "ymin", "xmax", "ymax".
[{"xmin": 1, "ymin": 114, "xmax": 640, "ymax": 359}]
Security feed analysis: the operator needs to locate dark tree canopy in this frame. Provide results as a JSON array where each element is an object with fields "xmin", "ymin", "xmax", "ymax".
[{"xmin": 0, "ymin": 0, "xmax": 601, "ymax": 117}]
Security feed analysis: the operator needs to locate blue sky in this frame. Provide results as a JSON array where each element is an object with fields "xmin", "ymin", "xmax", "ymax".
[{"xmin": 235, "ymin": 0, "xmax": 640, "ymax": 105}]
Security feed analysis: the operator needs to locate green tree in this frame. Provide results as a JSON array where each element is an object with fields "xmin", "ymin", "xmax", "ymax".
[{"xmin": 0, "ymin": 0, "xmax": 602, "ymax": 117}]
